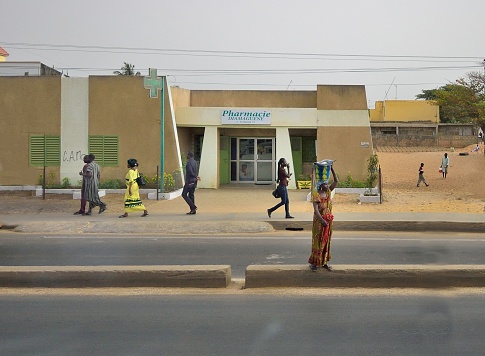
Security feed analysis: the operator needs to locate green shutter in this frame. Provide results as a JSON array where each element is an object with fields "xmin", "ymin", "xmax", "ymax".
[
  {"xmin": 29, "ymin": 135, "xmax": 60, "ymax": 167},
  {"xmin": 89, "ymin": 135, "xmax": 119, "ymax": 167}
]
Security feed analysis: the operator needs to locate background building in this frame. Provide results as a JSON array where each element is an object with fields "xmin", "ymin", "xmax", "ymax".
[{"xmin": 0, "ymin": 72, "xmax": 375, "ymax": 188}]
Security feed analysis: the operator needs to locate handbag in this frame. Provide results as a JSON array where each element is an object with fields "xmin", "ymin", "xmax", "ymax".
[
  {"xmin": 136, "ymin": 173, "xmax": 146, "ymax": 186},
  {"xmin": 272, "ymin": 188, "xmax": 280, "ymax": 199}
]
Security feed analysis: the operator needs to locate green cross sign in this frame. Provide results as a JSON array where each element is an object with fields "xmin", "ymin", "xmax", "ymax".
[{"xmin": 144, "ymin": 68, "xmax": 163, "ymax": 98}]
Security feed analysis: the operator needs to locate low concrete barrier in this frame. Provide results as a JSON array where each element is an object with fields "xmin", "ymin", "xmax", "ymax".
[
  {"xmin": 267, "ymin": 221, "xmax": 485, "ymax": 233},
  {"xmin": 0, "ymin": 265, "xmax": 231, "ymax": 288},
  {"xmin": 245, "ymin": 264, "xmax": 485, "ymax": 288}
]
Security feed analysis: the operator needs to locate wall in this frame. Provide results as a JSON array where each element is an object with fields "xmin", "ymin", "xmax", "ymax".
[
  {"xmin": 190, "ymin": 90, "xmax": 316, "ymax": 108},
  {"xmin": 316, "ymin": 85, "xmax": 373, "ymax": 181},
  {"xmin": 370, "ymin": 100, "xmax": 439, "ymax": 123},
  {"xmin": 60, "ymin": 77, "xmax": 88, "ymax": 184},
  {"xmin": 0, "ymin": 76, "xmax": 61, "ymax": 185}
]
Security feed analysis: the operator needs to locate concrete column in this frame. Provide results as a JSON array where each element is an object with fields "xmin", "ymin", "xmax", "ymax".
[
  {"xmin": 60, "ymin": 78, "xmax": 89, "ymax": 184},
  {"xmin": 198, "ymin": 126, "xmax": 218, "ymax": 188},
  {"xmin": 275, "ymin": 127, "xmax": 296, "ymax": 189}
]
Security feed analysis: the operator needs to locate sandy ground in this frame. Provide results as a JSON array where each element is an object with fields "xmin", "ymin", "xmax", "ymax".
[{"xmin": 1, "ymin": 144, "xmax": 484, "ymax": 216}]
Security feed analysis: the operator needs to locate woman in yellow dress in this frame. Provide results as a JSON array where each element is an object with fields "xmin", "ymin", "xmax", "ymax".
[
  {"xmin": 308, "ymin": 166, "xmax": 338, "ymax": 271},
  {"xmin": 119, "ymin": 158, "xmax": 148, "ymax": 218}
]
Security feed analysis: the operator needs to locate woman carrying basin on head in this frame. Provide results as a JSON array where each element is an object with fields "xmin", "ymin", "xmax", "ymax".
[{"xmin": 308, "ymin": 163, "xmax": 338, "ymax": 271}]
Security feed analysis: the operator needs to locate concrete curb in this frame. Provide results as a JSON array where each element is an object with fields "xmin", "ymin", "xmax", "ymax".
[
  {"xmin": 4, "ymin": 220, "xmax": 485, "ymax": 234},
  {"xmin": 2, "ymin": 265, "xmax": 485, "ymax": 289},
  {"xmin": 269, "ymin": 221, "xmax": 485, "ymax": 233},
  {"xmin": 245, "ymin": 265, "xmax": 485, "ymax": 288},
  {"xmin": 0, "ymin": 265, "xmax": 231, "ymax": 288}
]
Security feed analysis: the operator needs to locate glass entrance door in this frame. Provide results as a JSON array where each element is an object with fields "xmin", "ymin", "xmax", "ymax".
[{"xmin": 230, "ymin": 137, "xmax": 274, "ymax": 183}]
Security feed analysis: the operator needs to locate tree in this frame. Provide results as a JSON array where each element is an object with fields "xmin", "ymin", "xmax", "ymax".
[
  {"xmin": 113, "ymin": 62, "xmax": 141, "ymax": 76},
  {"xmin": 416, "ymin": 65, "xmax": 485, "ymax": 129}
]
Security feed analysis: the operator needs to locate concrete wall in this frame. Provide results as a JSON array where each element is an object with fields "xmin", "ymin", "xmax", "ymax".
[
  {"xmin": 316, "ymin": 85, "xmax": 373, "ymax": 181},
  {"xmin": 60, "ymin": 77, "xmax": 88, "ymax": 184},
  {"xmin": 190, "ymin": 90, "xmax": 316, "ymax": 108},
  {"xmin": 0, "ymin": 76, "xmax": 61, "ymax": 185},
  {"xmin": 370, "ymin": 100, "xmax": 439, "ymax": 123},
  {"xmin": 317, "ymin": 85, "xmax": 367, "ymax": 110}
]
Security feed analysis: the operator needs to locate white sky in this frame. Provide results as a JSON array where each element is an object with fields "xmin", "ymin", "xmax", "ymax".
[{"xmin": 2, "ymin": 0, "xmax": 484, "ymax": 107}]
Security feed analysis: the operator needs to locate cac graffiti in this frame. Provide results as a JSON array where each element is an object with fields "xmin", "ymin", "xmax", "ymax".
[{"xmin": 63, "ymin": 150, "xmax": 84, "ymax": 162}]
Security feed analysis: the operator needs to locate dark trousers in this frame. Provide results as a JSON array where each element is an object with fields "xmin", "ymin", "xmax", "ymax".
[
  {"xmin": 79, "ymin": 184, "xmax": 87, "ymax": 213},
  {"xmin": 269, "ymin": 185, "xmax": 290, "ymax": 216},
  {"xmin": 182, "ymin": 183, "xmax": 197, "ymax": 211}
]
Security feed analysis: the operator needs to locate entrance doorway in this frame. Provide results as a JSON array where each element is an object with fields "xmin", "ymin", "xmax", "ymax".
[{"xmin": 230, "ymin": 137, "xmax": 275, "ymax": 184}]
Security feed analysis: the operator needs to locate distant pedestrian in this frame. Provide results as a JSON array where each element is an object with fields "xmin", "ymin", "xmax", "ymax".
[
  {"xmin": 182, "ymin": 151, "xmax": 200, "ymax": 215},
  {"xmin": 267, "ymin": 158, "xmax": 294, "ymax": 219},
  {"xmin": 441, "ymin": 153, "xmax": 449, "ymax": 178},
  {"xmin": 417, "ymin": 162, "xmax": 429, "ymax": 187},
  {"xmin": 119, "ymin": 158, "xmax": 148, "ymax": 218},
  {"xmin": 84, "ymin": 154, "xmax": 107, "ymax": 215},
  {"xmin": 74, "ymin": 155, "xmax": 90, "ymax": 215}
]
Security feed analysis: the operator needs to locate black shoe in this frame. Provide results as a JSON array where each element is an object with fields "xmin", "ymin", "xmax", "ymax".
[
  {"xmin": 73, "ymin": 211, "xmax": 84, "ymax": 215},
  {"xmin": 187, "ymin": 210, "xmax": 196, "ymax": 215},
  {"xmin": 323, "ymin": 264, "xmax": 332, "ymax": 271},
  {"xmin": 425, "ymin": 184, "xmax": 429, "ymax": 187},
  {"xmin": 285, "ymin": 215, "xmax": 294, "ymax": 219},
  {"xmin": 99, "ymin": 205, "xmax": 107, "ymax": 214},
  {"xmin": 267, "ymin": 209, "xmax": 272, "ymax": 218}
]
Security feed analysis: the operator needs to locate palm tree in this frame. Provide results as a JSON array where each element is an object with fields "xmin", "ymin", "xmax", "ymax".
[{"xmin": 113, "ymin": 62, "xmax": 141, "ymax": 76}]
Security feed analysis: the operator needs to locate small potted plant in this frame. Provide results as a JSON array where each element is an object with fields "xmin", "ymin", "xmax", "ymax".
[{"xmin": 297, "ymin": 173, "xmax": 312, "ymax": 189}]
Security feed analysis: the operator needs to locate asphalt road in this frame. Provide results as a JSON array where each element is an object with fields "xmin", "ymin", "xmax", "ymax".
[
  {"xmin": 1, "ymin": 292, "xmax": 484, "ymax": 355},
  {"xmin": 1, "ymin": 231, "xmax": 484, "ymax": 278}
]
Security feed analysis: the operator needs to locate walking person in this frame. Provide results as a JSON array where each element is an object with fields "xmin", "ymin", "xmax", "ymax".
[
  {"xmin": 267, "ymin": 158, "xmax": 294, "ymax": 219},
  {"xmin": 182, "ymin": 151, "xmax": 200, "ymax": 215},
  {"xmin": 119, "ymin": 158, "xmax": 148, "ymax": 218},
  {"xmin": 83, "ymin": 154, "xmax": 107, "ymax": 215},
  {"xmin": 441, "ymin": 152, "xmax": 450, "ymax": 178},
  {"xmin": 417, "ymin": 162, "xmax": 429, "ymax": 187},
  {"xmin": 74, "ymin": 155, "xmax": 90, "ymax": 215},
  {"xmin": 308, "ymin": 166, "xmax": 338, "ymax": 271}
]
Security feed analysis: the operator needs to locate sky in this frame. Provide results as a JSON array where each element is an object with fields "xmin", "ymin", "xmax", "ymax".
[{"xmin": 2, "ymin": 0, "xmax": 484, "ymax": 107}]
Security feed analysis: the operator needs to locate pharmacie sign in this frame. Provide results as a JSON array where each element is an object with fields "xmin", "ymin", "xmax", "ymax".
[{"xmin": 221, "ymin": 109, "xmax": 271, "ymax": 125}]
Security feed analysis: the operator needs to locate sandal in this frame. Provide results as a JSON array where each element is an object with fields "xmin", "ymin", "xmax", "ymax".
[{"xmin": 119, "ymin": 214, "xmax": 128, "ymax": 218}]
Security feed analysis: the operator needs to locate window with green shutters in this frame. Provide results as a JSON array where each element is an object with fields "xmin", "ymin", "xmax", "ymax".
[
  {"xmin": 88, "ymin": 136, "xmax": 119, "ymax": 166},
  {"xmin": 29, "ymin": 135, "xmax": 61, "ymax": 166}
]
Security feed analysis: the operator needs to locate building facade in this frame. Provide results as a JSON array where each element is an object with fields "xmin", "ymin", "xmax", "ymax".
[{"xmin": 0, "ymin": 75, "xmax": 374, "ymax": 188}]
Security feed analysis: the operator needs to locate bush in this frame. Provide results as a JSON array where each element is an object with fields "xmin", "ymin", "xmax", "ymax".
[
  {"xmin": 164, "ymin": 173, "xmax": 175, "ymax": 192},
  {"xmin": 99, "ymin": 179, "xmax": 125, "ymax": 189},
  {"xmin": 337, "ymin": 173, "xmax": 367, "ymax": 188}
]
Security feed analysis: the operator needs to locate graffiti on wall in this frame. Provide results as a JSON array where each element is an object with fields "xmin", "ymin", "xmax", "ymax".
[{"xmin": 63, "ymin": 150, "xmax": 84, "ymax": 162}]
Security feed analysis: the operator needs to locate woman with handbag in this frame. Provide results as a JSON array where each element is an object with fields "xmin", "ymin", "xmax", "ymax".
[
  {"xmin": 119, "ymin": 158, "xmax": 149, "ymax": 218},
  {"xmin": 267, "ymin": 157, "xmax": 294, "ymax": 219}
]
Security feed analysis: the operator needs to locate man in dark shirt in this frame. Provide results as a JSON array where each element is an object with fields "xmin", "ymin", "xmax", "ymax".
[{"xmin": 182, "ymin": 151, "xmax": 200, "ymax": 214}]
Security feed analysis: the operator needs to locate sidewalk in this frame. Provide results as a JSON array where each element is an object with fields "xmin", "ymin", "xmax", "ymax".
[{"xmin": 2, "ymin": 185, "xmax": 485, "ymax": 234}]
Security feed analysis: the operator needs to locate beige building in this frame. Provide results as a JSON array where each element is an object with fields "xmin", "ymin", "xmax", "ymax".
[{"xmin": 0, "ymin": 74, "xmax": 374, "ymax": 189}]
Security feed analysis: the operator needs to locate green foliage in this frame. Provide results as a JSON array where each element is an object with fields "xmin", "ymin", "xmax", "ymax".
[
  {"xmin": 366, "ymin": 154, "xmax": 379, "ymax": 189},
  {"xmin": 416, "ymin": 68, "xmax": 485, "ymax": 129},
  {"xmin": 337, "ymin": 173, "xmax": 367, "ymax": 188},
  {"xmin": 99, "ymin": 179, "xmax": 124, "ymax": 189},
  {"xmin": 38, "ymin": 171, "xmax": 57, "ymax": 188},
  {"xmin": 60, "ymin": 177, "xmax": 71, "ymax": 188},
  {"xmin": 164, "ymin": 172, "xmax": 175, "ymax": 192},
  {"xmin": 113, "ymin": 62, "xmax": 141, "ymax": 76},
  {"xmin": 298, "ymin": 173, "xmax": 311, "ymax": 181}
]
